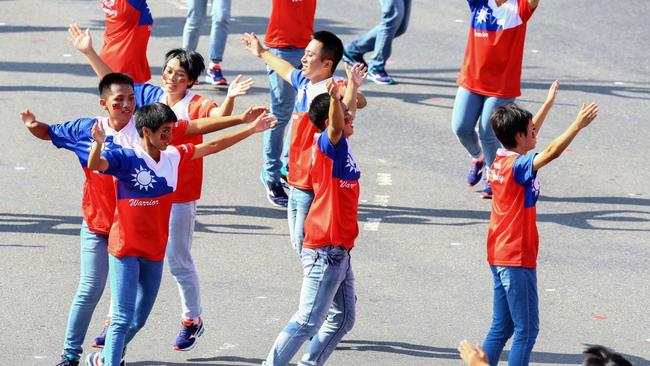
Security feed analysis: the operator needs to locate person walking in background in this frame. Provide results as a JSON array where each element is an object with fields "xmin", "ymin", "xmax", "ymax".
[
  {"xmin": 342, "ymin": 0, "xmax": 411, "ymax": 85},
  {"xmin": 182, "ymin": 0, "xmax": 232, "ymax": 87}
]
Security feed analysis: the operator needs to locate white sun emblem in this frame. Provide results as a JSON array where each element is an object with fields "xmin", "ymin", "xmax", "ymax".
[
  {"xmin": 131, "ymin": 165, "xmax": 156, "ymax": 191},
  {"xmin": 476, "ymin": 7, "xmax": 489, "ymax": 24},
  {"xmin": 345, "ymin": 154, "xmax": 360, "ymax": 174}
]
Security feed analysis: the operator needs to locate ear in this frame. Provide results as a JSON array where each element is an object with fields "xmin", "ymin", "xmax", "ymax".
[
  {"xmin": 99, "ymin": 98, "xmax": 108, "ymax": 110},
  {"xmin": 323, "ymin": 59, "xmax": 333, "ymax": 71}
]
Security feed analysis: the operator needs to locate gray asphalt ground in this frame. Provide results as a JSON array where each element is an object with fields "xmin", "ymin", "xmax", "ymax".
[{"xmin": 1, "ymin": 1, "xmax": 650, "ymax": 365}]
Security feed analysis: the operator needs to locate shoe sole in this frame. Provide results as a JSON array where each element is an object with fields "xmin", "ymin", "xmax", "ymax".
[
  {"xmin": 90, "ymin": 343, "xmax": 104, "ymax": 349},
  {"xmin": 174, "ymin": 327, "xmax": 205, "ymax": 352},
  {"xmin": 367, "ymin": 76, "xmax": 396, "ymax": 85}
]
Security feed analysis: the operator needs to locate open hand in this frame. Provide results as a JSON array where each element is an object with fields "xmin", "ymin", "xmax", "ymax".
[
  {"xmin": 252, "ymin": 112, "xmax": 277, "ymax": 133},
  {"xmin": 545, "ymin": 80, "xmax": 560, "ymax": 106},
  {"xmin": 241, "ymin": 106, "xmax": 269, "ymax": 123},
  {"xmin": 91, "ymin": 121, "xmax": 106, "ymax": 144},
  {"xmin": 241, "ymin": 32, "xmax": 264, "ymax": 58},
  {"xmin": 326, "ymin": 79, "xmax": 341, "ymax": 100},
  {"xmin": 19, "ymin": 109, "xmax": 38, "ymax": 129},
  {"xmin": 227, "ymin": 74, "xmax": 254, "ymax": 98},
  {"xmin": 458, "ymin": 340, "xmax": 488, "ymax": 366},
  {"xmin": 68, "ymin": 23, "xmax": 94, "ymax": 54},
  {"xmin": 345, "ymin": 62, "xmax": 368, "ymax": 88},
  {"xmin": 575, "ymin": 102, "xmax": 599, "ymax": 129}
]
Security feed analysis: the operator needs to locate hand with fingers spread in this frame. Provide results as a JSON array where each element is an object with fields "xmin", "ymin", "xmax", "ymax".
[
  {"xmin": 91, "ymin": 121, "xmax": 106, "ymax": 144},
  {"xmin": 20, "ymin": 109, "xmax": 38, "ymax": 129},
  {"xmin": 227, "ymin": 74, "xmax": 255, "ymax": 98},
  {"xmin": 574, "ymin": 102, "xmax": 599, "ymax": 129},
  {"xmin": 345, "ymin": 62, "xmax": 368, "ymax": 88},
  {"xmin": 252, "ymin": 113, "xmax": 277, "ymax": 133},
  {"xmin": 241, "ymin": 106, "xmax": 270, "ymax": 123},
  {"xmin": 68, "ymin": 23, "xmax": 94, "ymax": 55},
  {"xmin": 326, "ymin": 79, "xmax": 341, "ymax": 100},
  {"xmin": 458, "ymin": 340, "xmax": 489, "ymax": 366},
  {"xmin": 241, "ymin": 32, "xmax": 264, "ymax": 58}
]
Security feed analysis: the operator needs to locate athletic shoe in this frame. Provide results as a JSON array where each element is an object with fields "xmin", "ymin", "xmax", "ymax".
[
  {"xmin": 261, "ymin": 171, "xmax": 288, "ymax": 207},
  {"xmin": 467, "ymin": 159, "xmax": 485, "ymax": 186},
  {"xmin": 91, "ymin": 319, "xmax": 110, "ymax": 349},
  {"xmin": 56, "ymin": 355, "xmax": 79, "ymax": 366},
  {"xmin": 205, "ymin": 63, "xmax": 227, "ymax": 87},
  {"xmin": 174, "ymin": 317, "xmax": 205, "ymax": 351},
  {"xmin": 84, "ymin": 351, "xmax": 126, "ymax": 366},
  {"xmin": 367, "ymin": 67, "xmax": 396, "ymax": 85},
  {"xmin": 481, "ymin": 181, "xmax": 493, "ymax": 199},
  {"xmin": 342, "ymin": 49, "xmax": 367, "ymax": 68}
]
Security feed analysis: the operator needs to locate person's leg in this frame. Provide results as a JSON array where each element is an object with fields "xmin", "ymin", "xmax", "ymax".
[
  {"xmin": 263, "ymin": 246, "xmax": 349, "ymax": 365},
  {"xmin": 504, "ymin": 267, "xmax": 539, "ymax": 366},
  {"xmin": 104, "ymin": 255, "xmax": 139, "ymax": 366},
  {"xmin": 287, "ymin": 187, "xmax": 315, "ymax": 256},
  {"xmin": 182, "ymin": 0, "xmax": 208, "ymax": 51},
  {"xmin": 300, "ymin": 249, "xmax": 356, "ymax": 365},
  {"xmin": 482, "ymin": 266, "xmax": 515, "ymax": 366},
  {"xmin": 124, "ymin": 258, "xmax": 165, "ymax": 346},
  {"xmin": 166, "ymin": 201, "xmax": 202, "ymax": 321},
  {"xmin": 62, "ymin": 222, "xmax": 109, "ymax": 361},
  {"xmin": 208, "ymin": 0, "xmax": 231, "ymax": 63},
  {"xmin": 394, "ymin": 0, "xmax": 411, "ymax": 38},
  {"xmin": 262, "ymin": 47, "xmax": 303, "ymax": 189},
  {"xmin": 478, "ymin": 96, "xmax": 515, "ymax": 169},
  {"xmin": 367, "ymin": 0, "xmax": 406, "ymax": 71}
]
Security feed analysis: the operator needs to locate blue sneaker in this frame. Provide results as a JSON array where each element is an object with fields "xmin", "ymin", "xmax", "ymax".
[
  {"xmin": 205, "ymin": 63, "xmax": 227, "ymax": 87},
  {"xmin": 174, "ymin": 317, "xmax": 205, "ymax": 351},
  {"xmin": 91, "ymin": 319, "xmax": 110, "ymax": 349},
  {"xmin": 467, "ymin": 159, "xmax": 485, "ymax": 186},
  {"xmin": 367, "ymin": 67, "xmax": 396, "ymax": 85},
  {"xmin": 481, "ymin": 181, "xmax": 493, "ymax": 199},
  {"xmin": 342, "ymin": 49, "xmax": 367, "ymax": 68},
  {"xmin": 261, "ymin": 171, "xmax": 288, "ymax": 207},
  {"xmin": 84, "ymin": 352, "xmax": 125, "ymax": 366},
  {"xmin": 56, "ymin": 355, "xmax": 79, "ymax": 366}
]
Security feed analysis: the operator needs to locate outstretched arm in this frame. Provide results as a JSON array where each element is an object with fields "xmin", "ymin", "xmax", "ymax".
[
  {"xmin": 343, "ymin": 63, "xmax": 368, "ymax": 118},
  {"xmin": 186, "ymin": 106, "xmax": 269, "ymax": 136},
  {"xmin": 532, "ymin": 102, "xmax": 598, "ymax": 172},
  {"xmin": 192, "ymin": 112, "xmax": 277, "ymax": 159},
  {"xmin": 532, "ymin": 80, "xmax": 559, "ymax": 134},
  {"xmin": 213, "ymin": 75, "xmax": 255, "ymax": 117},
  {"xmin": 68, "ymin": 23, "xmax": 113, "ymax": 79},
  {"xmin": 88, "ymin": 122, "xmax": 110, "ymax": 171},
  {"xmin": 326, "ymin": 80, "xmax": 345, "ymax": 145},
  {"xmin": 241, "ymin": 32, "xmax": 296, "ymax": 83},
  {"xmin": 20, "ymin": 109, "xmax": 51, "ymax": 140}
]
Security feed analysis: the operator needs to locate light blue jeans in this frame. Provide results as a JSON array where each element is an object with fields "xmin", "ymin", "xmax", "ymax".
[
  {"xmin": 263, "ymin": 246, "xmax": 356, "ymax": 366},
  {"xmin": 62, "ymin": 221, "xmax": 109, "ymax": 361},
  {"xmin": 103, "ymin": 255, "xmax": 164, "ymax": 366},
  {"xmin": 262, "ymin": 47, "xmax": 304, "ymax": 187},
  {"xmin": 182, "ymin": 0, "xmax": 231, "ymax": 62},
  {"xmin": 287, "ymin": 186, "xmax": 315, "ymax": 256},
  {"xmin": 483, "ymin": 266, "xmax": 539, "ymax": 366},
  {"xmin": 166, "ymin": 201, "xmax": 202, "ymax": 320},
  {"xmin": 451, "ymin": 86, "xmax": 515, "ymax": 169},
  {"xmin": 345, "ymin": 0, "xmax": 411, "ymax": 71}
]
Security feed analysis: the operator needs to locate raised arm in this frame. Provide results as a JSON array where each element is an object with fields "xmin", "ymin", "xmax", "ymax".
[
  {"xmin": 343, "ymin": 63, "xmax": 368, "ymax": 118},
  {"xmin": 326, "ymin": 80, "xmax": 345, "ymax": 145},
  {"xmin": 532, "ymin": 102, "xmax": 598, "ymax": 172},
  {"xmin": 192, "ymin": 112, "xmax": 277, "ymax": 159},
  {"xmin": 186, "ymin": 106, "xmax": 269, "ymax": 136},
  {"xmin": 20, "ymin": 109, "xmax": 51, "ymax": 140},
  {"xmin": 88, "ymin": 122, "xmax": 110, "ymax": 171},
  {"xmin": 241, "ymin": 32, "xmax": 296, "ymax": 83},
  {"xmin": 68, "ymin": 23, "xmax": 113, "ymax": 79},
  {"xmin": 532, "ymin": 80, "xmax": 559, "ymax": 134},
  {"xmin": 213, "ymin": 74, "xmax": 255, "ymax": 117}
]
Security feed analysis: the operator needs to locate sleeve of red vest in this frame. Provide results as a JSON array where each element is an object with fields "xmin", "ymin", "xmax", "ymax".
[{"xmin": 171, "ymin": 119, "xmax": 189, "ymax": 143}]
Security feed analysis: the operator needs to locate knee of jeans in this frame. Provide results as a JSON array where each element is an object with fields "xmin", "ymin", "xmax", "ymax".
[
  {"xmin": 128, "ymin": 318, "xmax": 148, "ymax": 334},
  {"xmin": 514, "ymin": 324, "xmax": 539, "ymax": 340},
  {"xmin": 168, "ymin": 259, "xmax": 196, "ymax": 278}
]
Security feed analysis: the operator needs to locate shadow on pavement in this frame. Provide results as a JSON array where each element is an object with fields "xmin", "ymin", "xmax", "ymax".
[
  {"xmin": 129, "ymin": 355, "xmax": 271, "ymax": 365},
  {"xmin": 0, "ymin": 212, "xmax": 82, "ymax": 236}
]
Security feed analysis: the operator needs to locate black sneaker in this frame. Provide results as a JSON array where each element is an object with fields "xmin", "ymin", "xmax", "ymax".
[
  {"xmin": 56, "ymin": 355, "xmax": 79, "ymax": 366},
  {"xmin": 342, "ymin": 49, "xmax": 367, "ymax": 68},
  {"xmin": 261, "ymin": 171, "xmax": 288, "ymax": 207}
]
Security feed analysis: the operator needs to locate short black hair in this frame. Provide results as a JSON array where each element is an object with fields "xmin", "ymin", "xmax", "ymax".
[
  {"xmin": 134, "ymin": 102, "xmax": 178, "ymax": 137},
  {"xmin": 98, "ymin": 73, "xmax": 134, "ymax": 98},
  {"xmin": 490, "ymin": 103, "xmax": 533, "ymax": 149},
  {"xmin": 309, "ymin": 93, "xmax": 331, "ymax": 132},
  {"xmin": 312, "ymin": 31, "xmax": 343, "ymax": 74},
  {"xmin": 583, "ymin": 345, "xmax": 632, "ymax": 366},
  {"xmin": 164, "ymin": 48, "xmax": 206, "ymax": 87}
]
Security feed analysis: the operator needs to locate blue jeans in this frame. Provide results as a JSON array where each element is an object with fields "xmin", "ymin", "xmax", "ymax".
[
  {"xmin": 262, "ymin": 47, "xmax": 304, "ymax": 186},
  {"xmin": 103, "ymin": 255, "xmax": 164, "ymax": 366},
  {"xmin": 287, "ymin": 186, "xmax": 315, "ymax": 256},
  {"xmin": 166, "ymin": 201, "xmax": 202, "ymax": 320},
  {"xmin": 483, "ymin": 266, "xmax": 539, "ymax": 366},
  {"xmin": 182, "ymin": 0, "xmax": 231, "ymax": 62},
  {"xmin": 451, "ymin": 86, "xmax": 515, "ymax": 169},
  {"xmin": 345, "ymin": 0, "xmax": 411, "ymax": 70},
  {"xmin": 62, "ymin": 221, "xmax": 109, "ymax": 361},
  {"xmin": 263, "ymin": 246, "xmax": 356, "ymax": 366}
]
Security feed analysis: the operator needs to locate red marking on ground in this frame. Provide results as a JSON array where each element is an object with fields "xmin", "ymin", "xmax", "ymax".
[
  {"xmin": 386, "ymin": 59, "xmax": 395, "ymax": 65},
  {"xmin": 423, "ymin": 97, "xmax": 442, "ymax": 104},
  {"xmin": 592, "ymin": 315, "xmax": 607, "ymax": 320}
]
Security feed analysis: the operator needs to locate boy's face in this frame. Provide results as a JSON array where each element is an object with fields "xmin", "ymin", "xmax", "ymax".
[
  {"xmin": 343, "ymin": 106, "xmax": 354, "ymax": 138},
  {"xmin": 301, "ymin": 40, "xmax": 332, "ymax": 80},
  {"xmin": 517, "ymin": 118, "xmax": 537, "ymax": 151},
  {"xmin": 100, "ymin": 84, "xmax": 135, "ymax": 123},
  {"xmin": 162, "ymin": 58, "xmax": 192, "ymax": 96},
  {"xmin": 144, "ymin": 121, "xmax": 174, "ymax": 151}
]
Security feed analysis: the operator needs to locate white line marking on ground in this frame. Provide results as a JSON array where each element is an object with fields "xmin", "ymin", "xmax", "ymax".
[
  {"xmin": 627, "ymin": 193, "xmax": 640, "ymax": 196},
  {"xmin": 256, "ymin": 296, "xmax": 267, "ymax": 299},
  {"xmin": 364, "ymin": 218, "xmax": 382, "ymax": 231},
  {"xmin": 545, "ymin": 288, "xmax": 556, "ymax": 292},
  {"xmin": 614, "ymin": 81, "xmax": 625, "ymax": 85},
  {"xmin": 166, "ymin": 0, "xmax": 186, "ymax": 10},
  {"xmin": 377, "ymin": 158, "xmax": 387, "ymax": 163},
  {"xmin": 450, "ymin": 242, "xmax": 463, "ymax": 246},
  {"xmin": 374, "ymin": 195, "xmax": 390, "ymax": 207},
  {"xmin": 531, "ymin": 49, "xmax": 539, "ymax": 53},
  {"xmin": 63, "ymin": 54, "xmax": 72, "ymax": 57},
  {"xmin": 377, "ymin": 173, "xmax": 392, "ymax": 186},
  {"xmin": 15, "ymin": 166, "xmax": 25, "ymax": 170},
  {"xmin": 454, "ymin": 19, "xmax": 463, "ymax": 23}
]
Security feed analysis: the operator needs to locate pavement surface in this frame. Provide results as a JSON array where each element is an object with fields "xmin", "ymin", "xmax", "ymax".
[{"xmin": 1, "ymin": 0, "xmax": 650, "ymax": 365}]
